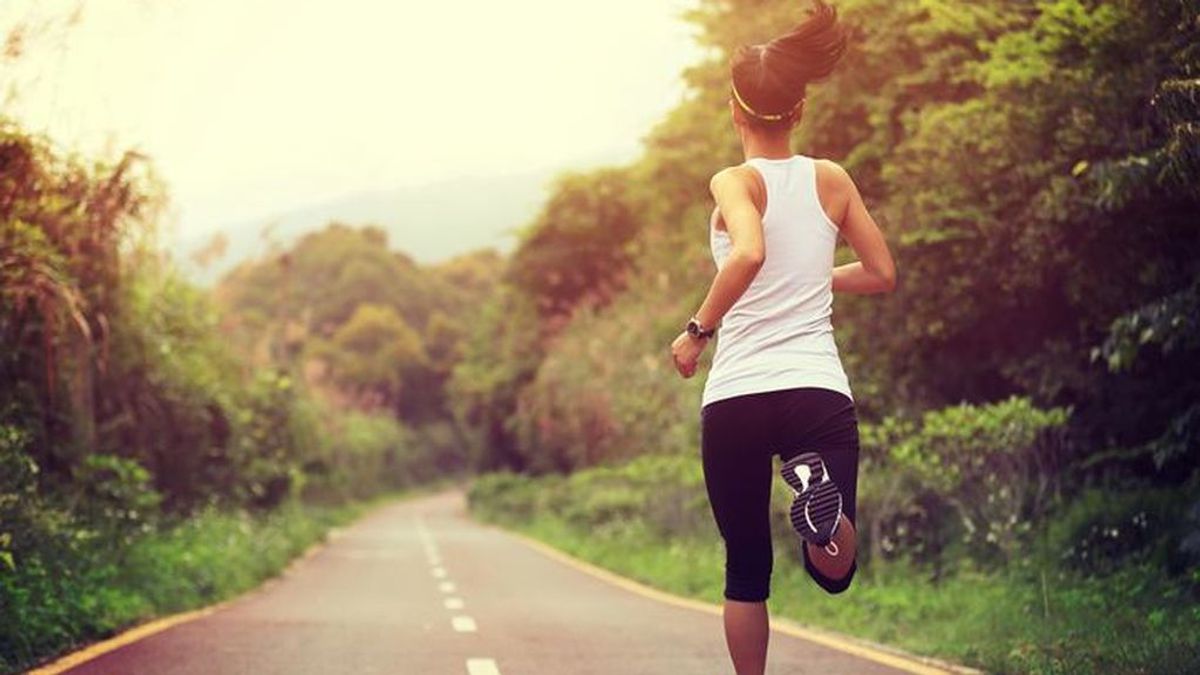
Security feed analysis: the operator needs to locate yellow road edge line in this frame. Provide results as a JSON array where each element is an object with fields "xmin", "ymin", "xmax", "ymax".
[
  {"xmin": 25, "ymin": 490, "xmax": 436, "ymax": 674},
  {"xmin": 26, "ymin": 537, "xmax": 330, "ymax": 675},
  {"xmin": 501, "ymin": 527, "xmax": 978, "ymax": 675},
  {"xmin": 26, "ymin": 604, "xmax": 223, "ymax": 675}
]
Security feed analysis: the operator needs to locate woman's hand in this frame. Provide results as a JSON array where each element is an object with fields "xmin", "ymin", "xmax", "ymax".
[{"xmin": 671, "ymin": 332, "xmax": 708, "ymax": 378}]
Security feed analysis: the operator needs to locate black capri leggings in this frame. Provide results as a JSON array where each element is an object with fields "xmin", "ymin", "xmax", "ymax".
[{"xmin": 700, "ymin": 386, "xmax": 860, "ymax": 602}]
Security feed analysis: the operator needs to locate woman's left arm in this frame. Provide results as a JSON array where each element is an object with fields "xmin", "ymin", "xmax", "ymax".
[{"xmin": 671, "ymin": 167, "xmax": 766, "ymax": 378}]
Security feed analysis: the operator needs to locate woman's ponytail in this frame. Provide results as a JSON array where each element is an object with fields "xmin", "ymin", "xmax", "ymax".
[{"xmin": 731, "ymin": 0, "xmax": 848, "ymax": 127}]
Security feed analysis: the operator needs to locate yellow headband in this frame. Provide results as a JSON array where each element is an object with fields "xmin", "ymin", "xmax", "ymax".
[{"xmin": 730, "ymin": 80, "xmax": 802, "ymax": 122}]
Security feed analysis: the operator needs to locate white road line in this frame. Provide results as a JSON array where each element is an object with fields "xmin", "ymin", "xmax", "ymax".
[
  {"xmin": 451, "ymin": 616, "xmax": 477, "ymax": 633},
  {"xmin": 432, "ymin": 566, "xmax": 447, "ymax": 578},
  {"xmin": 439, "ymin": 581, "xmax": 457, "ymax": 593},
  {"xmin": 444, "ymin": 597, "xmax": 465, "ymax": 610},
  {"xmin": 466, "ymin": 658, "xmax": 500, "ymax": 675},
  {"xmin": 415, "ymin": 518, "xmax": 439, "ymax": 553}
]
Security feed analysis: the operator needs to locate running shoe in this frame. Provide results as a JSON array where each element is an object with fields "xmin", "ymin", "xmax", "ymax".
[{"xmin": 780, "ymin": 452, "xmax": 842, "ymax": 547}]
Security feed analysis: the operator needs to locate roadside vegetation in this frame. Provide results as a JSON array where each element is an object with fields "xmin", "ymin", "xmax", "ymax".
[
  {"xmin": 0, "ymin": 108, "xmax": 491, "ymax": 672},
  {"xmin": 470, "ymin": 402, "xmax": 1200, "ymax": 673}
]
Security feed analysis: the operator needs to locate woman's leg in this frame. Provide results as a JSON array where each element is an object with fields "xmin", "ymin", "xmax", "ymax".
[
  {"xmin": 701, "ymin": 393, "xmax": 776, "ymax": 675},
  {"xmin": 723, "ymin": 600, "xmax": 769, "ymax": 674},
  {"xmin": 777, "ymin": 388, "xmax": 861, "ymax": 593}
]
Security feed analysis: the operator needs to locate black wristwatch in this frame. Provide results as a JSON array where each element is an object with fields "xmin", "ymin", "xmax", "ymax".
[{"xmin": 686, "ymin": 317, "xmax": 716, "ymax": 340}]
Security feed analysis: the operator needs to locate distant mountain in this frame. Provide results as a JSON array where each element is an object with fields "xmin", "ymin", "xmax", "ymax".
[{"xmin": 174, "ymin": 168, "xmax": 562, "ymax": 286}]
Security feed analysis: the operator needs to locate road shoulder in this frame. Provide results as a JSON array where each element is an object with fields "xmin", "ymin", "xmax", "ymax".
[{"xmin": 492, "ymin": 524, "xmax": 981, "ymax": 675}]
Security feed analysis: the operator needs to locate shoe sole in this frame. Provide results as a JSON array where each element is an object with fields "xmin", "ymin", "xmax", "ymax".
[{"xmin": 781, "ymin": 452, "xmax": 842, "ymax": 547}]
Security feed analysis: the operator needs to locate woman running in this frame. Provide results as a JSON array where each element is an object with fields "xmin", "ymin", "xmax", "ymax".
[{"xmin": 669, "ymin": 2, "xmax": 896, "ymax": 673}]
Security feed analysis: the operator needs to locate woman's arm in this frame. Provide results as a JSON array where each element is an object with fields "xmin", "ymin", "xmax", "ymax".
[
  {"xmin": 672, "ymin": 167, "xmax": 765, "ymax": 378},
  {"xmin": 820, "ymin": 161, "xmax": 896, "ymax": 294},
  {"xmin": 693, "ymin": 167, "xmax": 766, "ymax": 328}
]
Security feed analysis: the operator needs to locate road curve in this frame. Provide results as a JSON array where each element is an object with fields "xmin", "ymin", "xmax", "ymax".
[{"xmin": 48, "ymin": 490, "xmax": 944, "ymax": 675}]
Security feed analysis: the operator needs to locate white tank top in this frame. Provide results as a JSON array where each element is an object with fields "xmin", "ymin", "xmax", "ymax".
[{"xmin": 701, "ymin": 155, "xmax": 853, "ymax": 408}]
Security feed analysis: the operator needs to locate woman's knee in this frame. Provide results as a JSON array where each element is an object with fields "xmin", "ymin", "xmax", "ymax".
[{"xmin": 724, "ymin": 538, "xmax": 773, "ymax": 602}]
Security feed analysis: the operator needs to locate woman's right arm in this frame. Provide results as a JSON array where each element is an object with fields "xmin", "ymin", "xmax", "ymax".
[{"xmin": 819, "ymin": 161, "xmax": 897, "ymax": 295}]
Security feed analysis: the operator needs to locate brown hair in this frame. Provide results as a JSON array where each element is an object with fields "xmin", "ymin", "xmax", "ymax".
[{"xmin": 730, "ymin": 0, "xmax": 848, "ymax": 129}]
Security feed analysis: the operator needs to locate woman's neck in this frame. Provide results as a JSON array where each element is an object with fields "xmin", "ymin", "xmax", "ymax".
[{"xmin": 740, "ymin": 129, "xmax": 793, "ymax": 161}]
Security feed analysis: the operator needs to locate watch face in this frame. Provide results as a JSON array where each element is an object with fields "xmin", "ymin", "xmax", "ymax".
[{"xmin": 687, "ymin": 320, "xmax": 700, "ymax": 337}]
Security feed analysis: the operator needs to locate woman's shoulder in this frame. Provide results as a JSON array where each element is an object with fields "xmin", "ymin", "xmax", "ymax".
[
  {"xmin": 810, "ymin": 157, "xmax": 854, "ymax": 226},
  {"xmin": 806, "ymin": 156, "xmax": 854, "ymax": 187},
  {"xmin": 808, "ymin": 156, "xmax": 851, "ymax": 181},
  {"xmin": 709, "ymin": 163, "xmax": 760, "ymax": 190},
  {"xmin": 710, "ymin": 163, "xmax": 768, "ymax": 218},
  {"xmin": 710, "ymin": 162, "xmax": 771, "ymax": 205}
]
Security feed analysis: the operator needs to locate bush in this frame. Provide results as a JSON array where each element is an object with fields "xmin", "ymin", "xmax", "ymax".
[
  {"xmin": 68, "ymin": 454, "xmax": 161, "ymax": 548},
  {"xmin": 0, "ymin": 424, "xmax": 39, "ymax": 572},
  {"xmin": 471, "ymin": 455, "xmax": 714, "ymax": 541},
  {"xmin": 876, "ymin": 397, "xmax": 1071, "ymax": 566},
  {"xmin": 230, "ymin": 370, "xmax": 320, "ymax": 509},
  {"xmin": 468, "ymin": 471, "xmax": 565, "ymax": 525},
  {"xmin": 1047, "ymin": 487, "xmax": 1197, "ymax": 579},
  {"xmin": 303, "ymin": 411, "xmax": 414, "ymax": 502}
]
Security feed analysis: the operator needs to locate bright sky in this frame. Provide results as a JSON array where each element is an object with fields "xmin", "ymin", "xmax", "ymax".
[{"xmin": 1, "ymin": 0, "xmax": 701, "ymax": 242}]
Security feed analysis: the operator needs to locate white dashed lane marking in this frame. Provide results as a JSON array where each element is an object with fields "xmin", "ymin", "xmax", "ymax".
[
  {"xmin": 420, "ymin": 518, "xmax": 483, "ymax": 642},
  {"xmin": 466, "ymin": 658, "xmax": 501, "ymax": 675}
]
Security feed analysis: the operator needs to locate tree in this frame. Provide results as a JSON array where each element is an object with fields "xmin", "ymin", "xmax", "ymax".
[
  {"xmin": 316, "ymin": 304, "xmax": 428, "ymax": 413},
  {"xmin": 507, "ymin": 168, "xmax": 640, "ymax": 320}
]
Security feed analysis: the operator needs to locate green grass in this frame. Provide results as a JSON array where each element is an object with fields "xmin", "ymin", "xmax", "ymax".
[
  {"xmin": 0, "ymin": 491, "xmax": 409, "ymax": 675},
  {"xmin": 470, "ymin": 463, "xmax": 1200, "ymax": 675}
]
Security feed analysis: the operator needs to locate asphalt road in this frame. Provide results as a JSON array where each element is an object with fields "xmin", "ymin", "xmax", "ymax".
[{"xmin": 56, "ymin": 490, "xmax": 930, "ymax": 675}]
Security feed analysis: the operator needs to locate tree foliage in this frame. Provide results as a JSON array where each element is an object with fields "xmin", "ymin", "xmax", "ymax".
[{"xmin": 217, "ymin": 224, "xmax": 501, "ymax": 426}]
